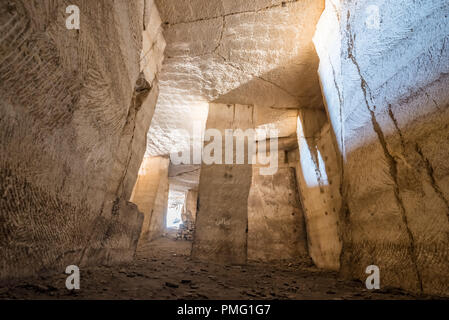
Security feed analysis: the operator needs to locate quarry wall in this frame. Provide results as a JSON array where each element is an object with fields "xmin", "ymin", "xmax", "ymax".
[
  {"xmin": 314, "ymin": 0, "xmax": 449, "ymax": 296},
  {"xmin": 0, "ymin": 0, "xmax": 165, "ymax": 279}
]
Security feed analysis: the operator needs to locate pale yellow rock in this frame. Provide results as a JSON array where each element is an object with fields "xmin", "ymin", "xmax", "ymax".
[{"xmin": 0, "ymin": 0, "xmax": 165, "ymax": 279}]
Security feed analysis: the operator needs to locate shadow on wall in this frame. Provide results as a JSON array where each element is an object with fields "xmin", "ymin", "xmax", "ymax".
[
  {"xmin": 0, "ymin": 0, "xmax": 163, "ymax": 280},
  {"xmin": 247, "ymin": 149, "xmax": 310, "ymax": 263},
  {"xmin": 292, "ymin": 79, "xmax": 449, "ymax": 297},
  {"xmin": 192, "ymin": 104, "xmax": 254, "ymax": 265},
  {"xmin": 295, "ymin": 109, "xmax": 344, "ymax": 272},
  {"xmin": 213, "ymin": 53, "xmax": 323, "ymax": 111},
  {"xmin": 217, "ymin": 31, "xmax": 449, "ymax": 297},
  {"xmin": 337, "ymin": 98, "xmax": 449, "ymax": 297},
  {"xmin": 131, "ymin": 156, "xmax": 170, "ymax": 247},
  {"xmin": 311, "ymin": 0, "xmax": 449, "ymax": 297},
  {"xmin": 213, "ymin": 62, "xmax": 344, "ymax": 267},
  {"xmin": 197, "ymin": 57, "xmax": 330, "ymax": 265}
]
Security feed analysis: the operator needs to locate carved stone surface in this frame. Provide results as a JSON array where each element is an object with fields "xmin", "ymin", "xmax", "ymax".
[
  {"xmin": 314, "ymin": 0, "xmax": 449, "ymax": 296},
  {"xmin": 0, "ymin": 0, "xmax": 165, "ymax": 279}
]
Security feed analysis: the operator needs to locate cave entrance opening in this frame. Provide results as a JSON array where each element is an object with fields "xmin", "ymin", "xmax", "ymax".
[{"xmin": 166, "ymin": 187, "xmax": 186, "ymax": 229}]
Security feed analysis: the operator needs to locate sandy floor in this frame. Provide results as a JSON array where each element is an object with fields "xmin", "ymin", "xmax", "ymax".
[{"xmin": 0, "ymin": 237, "xmax": 436, "ymax": 300}]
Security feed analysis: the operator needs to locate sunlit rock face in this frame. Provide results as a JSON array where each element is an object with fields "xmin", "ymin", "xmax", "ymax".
[
  {"xmin": 1, "ymin": 0, "xmax": 446, "ymax": 299},
  {"xmin": 147, "ymin": 1, "xmax": 329, "ymax": 260},
  {"xmin": 168, "ymin": 164, "xmax": 201, "ymax": 193},
  {"xmin": 0, "ymin": 0, "xmax": 165, "ymax": 279},
  {"xmin": 185, "ymin": 189, "xmax": 199, "ymax": 221},
  {"xmin": 295, "ymin": 109, "xmax": 343, "ymax": 271},
  {"xmin": 146, "ymin": 159, "xmax": 170, "ymax": 241},
  {"xmin": 147, "ymin": 0, "xmax": 326, "ymax": 157},
  {"xmin": 131, "ymin": 156, "xmax": 170, "ymax": 244},
  {"xmin": 192, "ymin": 104, "xmax": 255, "ymax": 265},
  {"xmin": 314, "ymin": 0, "xmax": 449, "ymax": 295}
]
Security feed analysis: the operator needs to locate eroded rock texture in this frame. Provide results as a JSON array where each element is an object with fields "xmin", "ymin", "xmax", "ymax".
[
  {"xmin": 130, "ymin": 156, "xmax": 170, "ymax": 244},
  {"xmin": 314, "ymin": 0, "xmax": 449, "ymax": 296},
  {"xmin": 295, "ymin": 109, "xmax": 343, "ymax": 270},
  {"xmin": 192, "ymin": 103, "xmax": 311, "ymax": 264},
  {"xmin": 192, "ymin": 104, "xmax": 254, "ymax": 265},
  {"xmin": 0, "ymin": 0, "xmax": 165, "ymax": 279},
  {"xmin": 248, "ymin": 144, "xmax": 309, "ymax": 262},
  {"xmin": 147, "ymin": 0, "xmax": 325, "ymax": 157},
  {"xmin": 1, "ymin": 0, "xmax": 447, "ymax": 299},
  {"xmin": 151, "ymin": 0, "xmax": 327, "ymax": 267}
]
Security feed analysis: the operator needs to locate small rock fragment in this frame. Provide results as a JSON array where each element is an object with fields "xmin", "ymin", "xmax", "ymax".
[{"xmin": 165, "ymin": 282, "xmax": 179, "ymax": 288}]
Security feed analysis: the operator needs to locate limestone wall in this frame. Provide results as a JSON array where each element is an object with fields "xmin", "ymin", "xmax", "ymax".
[
  {"xmin": 293, "ymin": 109, "xmax": 343, "ymax": 271},
  {"xmin": 193, "ymin": 103, "xmax": 311, "ymax": 264},
  {"xmin": 192, "ymin": 103, "xmax": 254, "ymax": 265},
  {"xmin": 148, "ymin": 0, "xmax": 326, "ymax": 156},
  {"xmin": 147, "ymin": 159, "xmax": 169, "ymax": 241},
  {"xmin": 248, "ymin": 145, "xmax": 309, "ymax": 262},
  {"xmin": 0, "ymin": 0, "xmax": 165, "ymax": 279},
  {"xmin": 130, "ymin": 156, "xmax": 170, "ymax": 244},
  {"xmin": 314, "ymin": 0, "xmax": 449, "ymax": 295},
  {"xmin": 185, "ymin": 190, "xmax": 198, "ymax": 221}
]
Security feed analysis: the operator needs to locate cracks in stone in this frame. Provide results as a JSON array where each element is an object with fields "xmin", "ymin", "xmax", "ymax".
[
  {"xmin": 345, "ymin": 11, "xmax": 423, "ymax": 293},
  {"xmin": 78, "ymin": 75, "xmax": 153, "ymax": 266},
  {"xmin": 169, "ymin": 168, "xmax": 201, "ymax": 178},
  {"xmin": 369, "ymin": 107, "xmax": 423, "ymax": 293},
  {"xmin": 214, "ymin": 53, "xmax": 299, "ymax": 100},
  {"xmin": 141, "ymin": 37, "xmax": 160, "ymax": 66},
  {"xmin": 313, "ymin": 151, "xmax": 326, "ymax": 194},
  {"xmin": 415, "ymin": 144, "xmax": 449, "ymax": 223},
  {"xmin": 329, "ymin": 0, "xmax": 341, "ymax": 23},
  {"xmin": 346, "ymin": 19, "xmax": 373, "ymax": 112},
  {"xmin": 439, "ymin": 36, "xmax": 447, "ymax": 61},
  {"xmin": 164, "ymin": 0, "xmax": 301, "ymax": 27},
  {"xmin": 115, "ymin": 74, "xmax": 152, "ymax": 199},
  {"xmin": 328, "ymin": 56, "xmax": 345, "ymax": 162},
  {"xmin": 101, "ymin": 198, "xmax": 121, "ymax": 248},
  {"xmin": 164, "ymin": 4, "xmax": 302, "ymax": 104},
  {"xmin": 387, "ymin": 104, "xmax": 414, "ymax": 170},
  {"xmin": 422, "ymin": 89, "xmax": 442, "ymax": 113},
  {"xmin": 256, "ymin": 75, "xmax": 298, "ymax": 99},
  {"xmin": 171, "ymin": 15, "xmax": 226, "ymax": 60},
  {"xmin": 328, "ymin": 56, "xmax": 350, "ymax": 271},
  {"xmin": 143, "ymin": 0, "xmax": 146, "ymax": 30},
  {"xmin": 387, "ymin": 104, "xmax": 406, "ymax": 151},
  {"xmin": 388, "ymin": 104, "xmax": 449, "ymax": 224},
  {"xmin": 212, "ymin": 16, "xmax": 226, "ymax": 54}
]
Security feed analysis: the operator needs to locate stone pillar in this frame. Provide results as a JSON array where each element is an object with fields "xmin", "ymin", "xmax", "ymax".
[
  {"xmin": 147, "ymin": 164, "xmax": 169, "ymax": 241},
  {"xmin": 131, "ymin": 156, "xmax": 169, "ymax": 244},
  {"xmin": 192, "ymin": 104, "xmax": 254, "ymax": 265},
  {"xmin": 294, "ymin": 110, "xmax": 342, "ymax": 270},
  {"xmin": 185, "ymin": 189, "xmax": 198, "ymax": 221},
  {"xmin": 247, "ymin": 137, "xmax": 309, "ymax": 262}
]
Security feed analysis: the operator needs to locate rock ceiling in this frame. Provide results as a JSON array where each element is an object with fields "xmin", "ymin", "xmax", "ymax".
[{"xmin": 147, "ymin": 0, "xmax": 325, "ymax": 158}]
